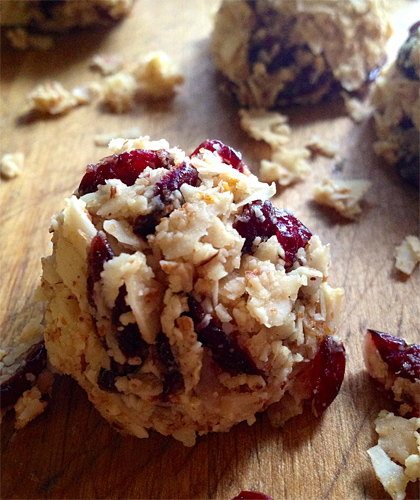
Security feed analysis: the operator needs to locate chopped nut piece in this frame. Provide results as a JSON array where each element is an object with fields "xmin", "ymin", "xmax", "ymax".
[
  {"xmin": 394, "ymin": 235, "xmax": 420, "ymax": 275},
  {"xmin": 1, "ymin": 153, "xmax": 24, "ymax": 179},
  {"xmin": 312, "ymin": 177, "xmax": 372, "ymax": 219}
]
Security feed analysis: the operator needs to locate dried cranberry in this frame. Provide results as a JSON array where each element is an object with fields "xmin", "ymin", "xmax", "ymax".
[
  {"xmin": 97, "ymin": 359, "xmax": 140, "ymax": 393},
  {"xmin": 397, "ymin": 24, "xmax": 420, "ymax": 81},
  {"xmin": 155, "ymin": 332, "xmax": 184, "ymax": 401},
  {"xmin": 87, "ymin": 232, "xmax": 115, "ymax": 303},
  {"xmin": 310, "ymin": 336, "xmax": 346, "ymax": 417},
  {"xmin": 368, "ymin": 329, "xmax": 420, "ymax": 382},
  {"xmin": 112, "ymin": 285, "xmax": 150, "ymax": 360},
  {"xmin": 78, "ymin": 149, "xmax": 173, "ymax": 196},
  {"xmin": 233, "ymin": 200, "xmax": 312, "ymax": 266},
  {"xmin": 231, "ymin": 492, "xmax": 274, "ymax": 500},
  {"xmin": 190, "ymin": 140, "xmax": 247, "ymax": 173},
  {"xmin": 0, "ymin": 342, "xmax": 47, "ymax": 410},
  {"xmin": 187, "ymin": 296, "xmax": 261, "ymax": 376},
  {"xmin": 154, "ymin": 161, "xmax": 199, "ymax": 203}
]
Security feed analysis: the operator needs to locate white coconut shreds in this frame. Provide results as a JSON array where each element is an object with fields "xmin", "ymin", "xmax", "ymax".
[
  {"xmin": 394, "ymin": 235, "xmax": 420, "ymax": 276},
  {"xmin": 368, "ymin": 410, "xmax": 420, "ymax": 500},
  {"xmin": 39, "ymin": 136, "xmax": 344, "ymax": 446},
  {"xmin": 26, "ymin": 81, "xmax": 92, "ymax": 115},
  {"xmin": 239, "ymin": 108, "xmax": 312, "ymax": 186},
  {"xmin": 312, "ymin": 177, "xmax": 372, "ymax": 219}
]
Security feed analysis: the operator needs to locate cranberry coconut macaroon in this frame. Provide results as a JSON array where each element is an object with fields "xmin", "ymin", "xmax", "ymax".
[
  {"xmin": 372, "ymin": 22, "xmax": 420, "ymax": 187},
  {"xmin": 211, "ymin": 0, "xmax": 392, "ymax": 108},
  {"xmin": 0, "ymin": 0, "xmax": 134, "ymax": 33},
  {"xmin": 38, "ymin": 136, "xmax": 345, "ymax": 445}
]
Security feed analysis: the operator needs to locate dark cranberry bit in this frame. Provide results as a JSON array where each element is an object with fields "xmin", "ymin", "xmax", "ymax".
[
  {"xmin": 87, "ymin": 232, "xmax": 115, "ymax": 304},
  {"xmin": 233, "ymin": 200, "xmax": 312, "ymax": 267},
  {"xmin": 187, "ymin": 296, "xmax": 261, "ymax": 376},
  {"xmin": 112, "ymin": 285, "xmax": 150, "ymax": 360},
  {"xmin": 231, "ymin": 492, "xmax": 274, "ymax": 500},
  {"xmin": 97, "ymin": 359, "xmax": 140, "ymax": 393},
  {"xmin": 368, "ymin": 329, "xmax": 420, "ymax": 382},
  {"xmin": 78, "ymin": 149, "xmax": 173, "ymax": 196},
  {"xmin": 190, "ymin": 140, "xmax": 247, "ymax": 173},
  {"xmin": 396, "ymin": 26, "xmax": 420, "ymax": 81},
  {"xmin": 154, "ymin": 161, "xmax": 199, "ymax": 203},
  {"xmin": 0, "ymin": 342, "xmax": 47, "ymax": 410},
  {"xmin": 155, "ymin": 332, "xmax": 184, "ymax": 401},
  {"xmin": 311, "ymin": 336, "xmax": 346, "ymax": 417},
  {"xmin": 133, "ymin": 162, "xmax": 200, "ymax": 238}
]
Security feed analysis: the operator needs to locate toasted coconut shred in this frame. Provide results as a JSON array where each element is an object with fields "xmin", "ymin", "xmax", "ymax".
[{"xmin": 38, "ymin": 136, "xmax": 344, "ymax": 446}]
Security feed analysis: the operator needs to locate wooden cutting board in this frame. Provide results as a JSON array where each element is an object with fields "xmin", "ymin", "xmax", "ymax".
[{"xmin": 1, "ymin": 1, "xmax": 419, "ymax": 498}]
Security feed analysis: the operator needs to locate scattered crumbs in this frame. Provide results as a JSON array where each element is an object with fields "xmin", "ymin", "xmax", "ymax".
[
  {"xmin": 90, "ymin": 54, "xmax": 124, "ymax": 76},
  {"xmin": 239, "ymin": 108, "xmax": 312, "ymax": 186},
  {"xmin": 94, "ymin": 127, "xmax": 142, "ymax": 146},
  {"xmin": 312, "ymin": 177, "xmax": 372, "ymax": 219},
  {"xmin": 14, "ymin": 387, "xmax": 48, "ymax": 430},
  {"xmin": 341, "ymin": 91, "xmax": 372, "ymax": 123},
  {"xmin": 1, "ymin": 153, "xmax": 24, "ymax": 179},
  {"xmin": 5, "ymin": 27, "xmax": 54, "ymax": 51},
  {"xmin": 394, "ymin": 235, "xmax": 420, "ymax": 276},
  {"xmin": 27, "ymin": 81, "xmax": 91, "ymax": 115},
  {"xmin": 367, "ymin": 410, "xmax": 420, "ymax": 500},
  {"xmin": 306, "ymin": 135, "xmax": 338, "ymax": 158},
  {"xmin": 101, "ymin": 72, "xmax": 138, "ymax": 113}
]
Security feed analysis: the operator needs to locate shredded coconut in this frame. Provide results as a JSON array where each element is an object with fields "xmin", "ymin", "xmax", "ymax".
[
  {"xmin": 394, "ymin": 235, "xmax": 420, "ymax": 276},
  {"xmin": 312, "ymin": 177, "xmax": 372, "ymax": 219}
]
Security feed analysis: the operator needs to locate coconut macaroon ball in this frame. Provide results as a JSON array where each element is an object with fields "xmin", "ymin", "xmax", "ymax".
[
  {"xmin": 211, "ymin": 0, "xmax": 392, "ymax": 108},
  {"xmin": 0, "ymin": 0, "xmax": 134, "ymax": 32},
  {"xmin": 39, "ymin": 136, "xmax": 345, "ymax": 445},
  {"xmin": 372, "ymin": 22, "xmax": 420, "ymax": 187}
]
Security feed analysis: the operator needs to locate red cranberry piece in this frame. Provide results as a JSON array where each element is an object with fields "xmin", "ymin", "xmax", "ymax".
[
  {"xmin": 78, "ymin": 149, "xmax": 173, "ymax": 196},
  {"xmin": 97, "ymin": 359, "xmax": 140, "ymax": 393},
  {"xmin": 87, "ymin": 232, "xmax": 115, "ymax": 303},
  {"xmin": 231, "ymin": 492, "xmax": 274, "ymax": 500},
  {"xmin": 233, "ymin": 200, "xmax": 312, "ymax": 267},
  {"xmin": 154, "ymin": 161, "xmax": 199, "ymax": 203},
  {"xmin": 311, "ymin": 336, "xmax": 346, "ymax": 417},
  {"xmin": 155, "ymin": 332, "xmax": 184, "ymax": 401},
  {"xmin": 367, "ymin": 329, "xmax": 420, "ymax": 382},
  {"xmin": 0, "ymin": 342, "xmax": 47, "ymax": 410},
  {"xmin": 187, "ymin": 296, "xmax": 261, "ymax": 376},
  {"xmin": 190, "ymin": 140, "xmax": 248, "ymax": 173}
]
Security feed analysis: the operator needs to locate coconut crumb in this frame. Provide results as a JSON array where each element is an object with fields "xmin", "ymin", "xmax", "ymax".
[
  {"xmin": 367, "ymin": 410, "xmax": 420, "ymax": 500},
  {"xmin": 27, "ymin": 81, "xmax": 91, "ymax": 115},
  {"xmin": 90, "ymin": 54, "xmax": 124, "ymax": 76},
  {"xmin": 394, "ymin": 235, "xmax": 420, "ymax": 276},
  {"xmin": 341, "ymin": 92, "xmax": 372, "ymax": 123},
  {"xmin": 14, "ymin": 387, "xmax": 48, "ymax": 430},
  {"xmin": 94, "ymin": 127, "xmax": 142, "ymax": 146},
  {"xmin": 239, "ymin": 108, "xmax": 312, "ymax": 186},
  {"xmin": 1, "ymin": 153, "xmax": 24, "ymax": 179},
  {"xmin": 306, "ymin": 135, "xmax": 338, "ymax": 158},
  {"xmin": 5, "ymin": 27, "xmax": 54, "ymax": 51},
  {"xmin": 101, "ymin": 72, "xmax": 137, "ymax": 113},
  {"xmin": 312, "ymin": 177, "xmax": 372, "ymax": 219},
  {"xmin": 133, "ymin": 50, "xmax": 184, "ymax": 100}
]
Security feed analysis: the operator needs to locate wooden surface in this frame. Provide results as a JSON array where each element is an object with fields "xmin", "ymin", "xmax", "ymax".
[{"xmin": 1, "ymin": 1, "xmax": 419, "ymax": 499}]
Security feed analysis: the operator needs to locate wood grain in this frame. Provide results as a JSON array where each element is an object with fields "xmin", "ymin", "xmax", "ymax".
[{"xmin": 1, "ymin": 1, "xmax": 419, "ymax": 499}]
